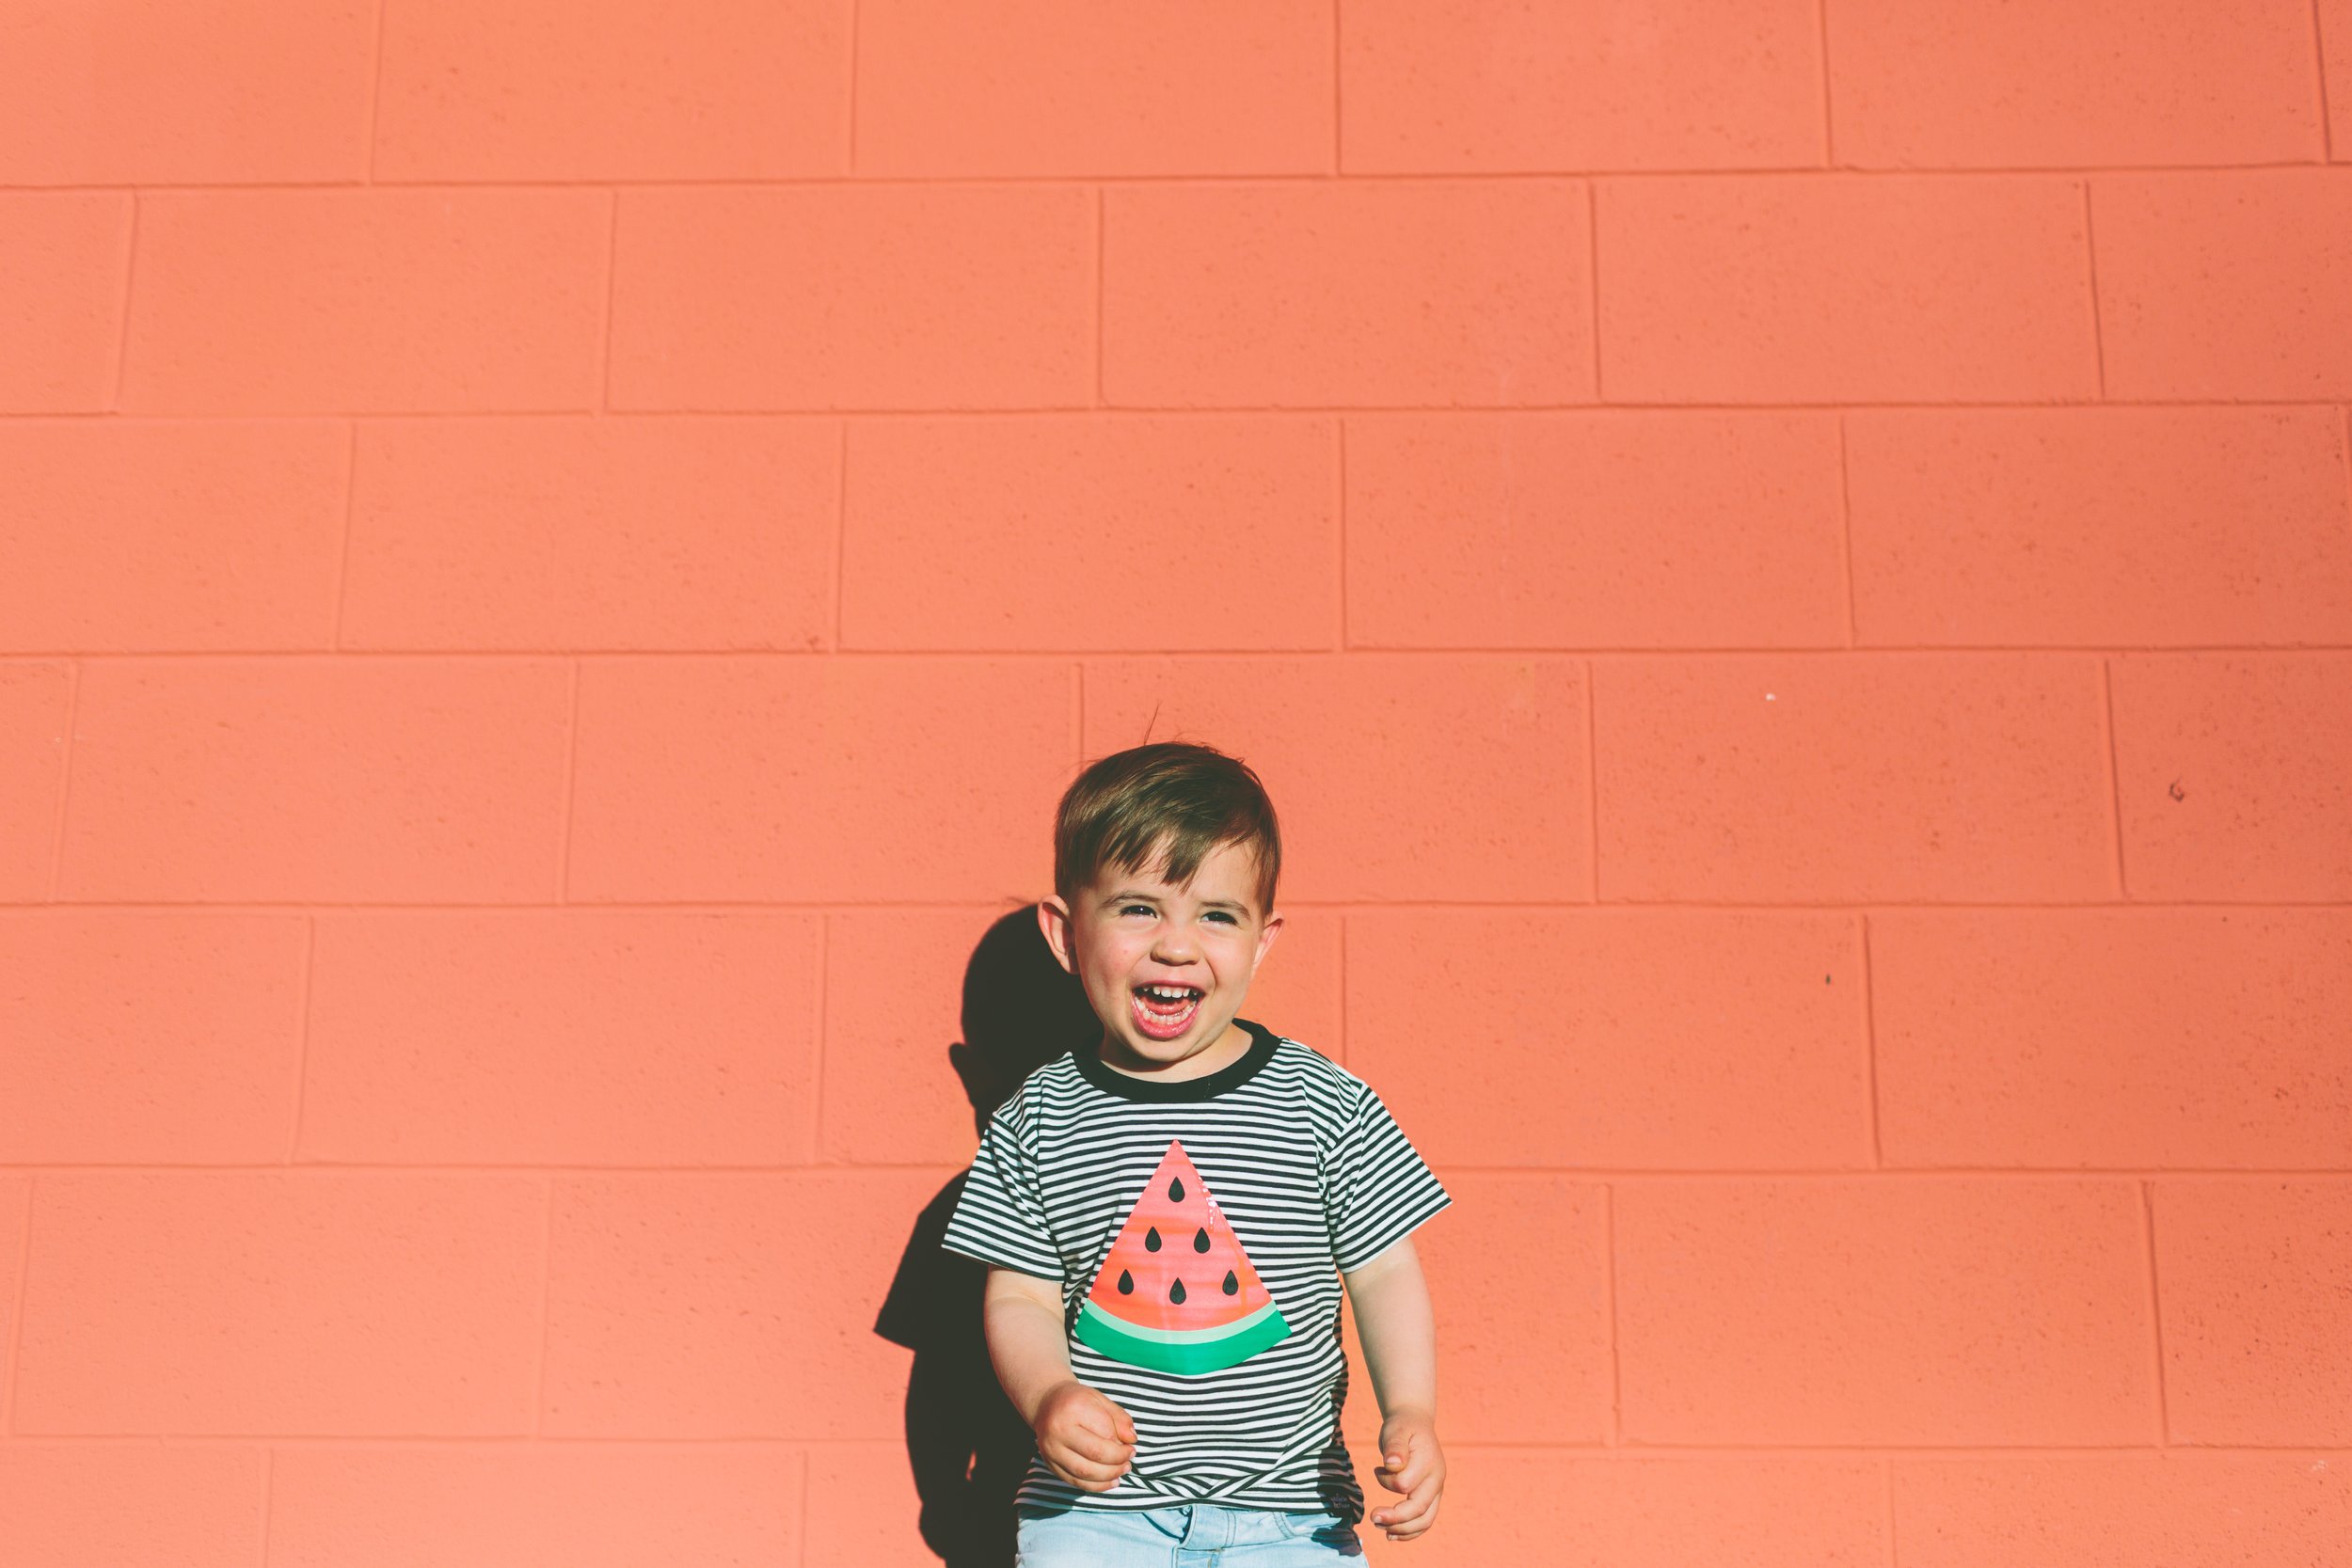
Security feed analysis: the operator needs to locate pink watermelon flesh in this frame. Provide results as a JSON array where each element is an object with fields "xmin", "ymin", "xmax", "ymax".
[{"xmin": 1074, "ymin": 1139, "xmax": 1290, "ymax": 1375}]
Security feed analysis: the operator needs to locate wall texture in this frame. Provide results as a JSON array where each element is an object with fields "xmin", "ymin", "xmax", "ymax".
[{"xmin": 3, "ymin": 2, "xmax": 2350, "ymax": 1563}]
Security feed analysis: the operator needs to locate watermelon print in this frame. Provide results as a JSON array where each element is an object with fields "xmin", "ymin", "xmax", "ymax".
[
  {"xmin": 1074, "ymin": 1138, "xmax": 1291, "ymax": 1375},
  {"xmin": 940, "ymin": 1023, "xmax": 1457, "ymax": 1514}
]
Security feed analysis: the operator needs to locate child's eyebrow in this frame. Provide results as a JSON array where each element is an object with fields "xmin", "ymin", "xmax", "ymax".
[{"xmin": 1100, "ymin": 888, "xmax": 1252, "ymax": 915}]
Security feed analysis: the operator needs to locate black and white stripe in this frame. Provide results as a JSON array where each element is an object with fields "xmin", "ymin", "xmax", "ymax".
[{"xmin": 941, "ymin": 1019, "xmax": 1453, "ymax": 1520}]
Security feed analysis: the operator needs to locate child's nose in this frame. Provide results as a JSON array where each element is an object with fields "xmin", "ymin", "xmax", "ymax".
[{"xmin": 1152, "ymin": 927, "xmax": 1198, "ymax": 960}]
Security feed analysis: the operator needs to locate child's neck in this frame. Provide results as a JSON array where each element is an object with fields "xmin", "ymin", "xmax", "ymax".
[{"xmin": 1094, "ymin": 1020, "xmax": 1251, "ymax": 1083}]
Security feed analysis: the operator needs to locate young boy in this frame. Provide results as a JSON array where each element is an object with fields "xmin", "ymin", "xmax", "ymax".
[{"xmin": 942, "ymin": 742, "xmax": 1451, "ymax": 1563}]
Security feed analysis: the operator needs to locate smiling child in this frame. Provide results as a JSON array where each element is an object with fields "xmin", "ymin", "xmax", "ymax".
[{"xmin": 942, "ymin": 741, "xmax": 1452, "ymax": 1563}]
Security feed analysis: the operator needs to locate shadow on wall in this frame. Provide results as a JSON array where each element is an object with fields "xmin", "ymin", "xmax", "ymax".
[{"xmin": 874, "ymin": 906, "xmax": 1104, "ymax": 1568}]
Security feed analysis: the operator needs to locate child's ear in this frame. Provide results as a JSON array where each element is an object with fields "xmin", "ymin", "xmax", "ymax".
[
  {"xmin": 1250, "ymin": 911, "xmax": 1283, "ymax": 975},
  {"xmin": 1036, "ymin": 895, "xmax": 1077, "ymax": 974}
]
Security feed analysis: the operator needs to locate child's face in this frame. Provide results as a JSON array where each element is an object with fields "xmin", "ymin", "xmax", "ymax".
[{"xmin": 1039, "ymin": 837, "xmax": 1283, "ymax": 1082}]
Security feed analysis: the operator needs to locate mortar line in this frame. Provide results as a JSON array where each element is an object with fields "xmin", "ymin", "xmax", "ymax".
[
  {"xmin": 2140, "ymin": 1180, "xmax": 2172, "ymax": 1444},
  {"xmin": 13, "ymin": 888, "xmax": 2352, "ymax": 911},
  {"xmin": 27, "ymin": 164, "xmax": 2352, "ymax": 191},
  {"xmin": 2082, "ymin": 182, "xmax": 2107, "ymax": 399},
  {"xmin": 16, "ymin": 895, "xmax": 2352, "ymax": 914},
  {"xmin": 1860, "ymin": 912, "xmax": 1883, "ymax": 1167},
  {"xmin": 107, "ymin": 192, "xmax": 140, "ymax": 407},
  {"xmin": 34, "ymin": 397, "xmax": 2352, "ymax": 419},
  {"xmin": 1816, "ymin": 0, "xmax": 1838, "ymax": 165},
  {"xmin": 2, "ymin": 1433, "xmax": 2331, "ymax": 1452},
  {"xmin": 2312, "ymin": 0, "xmax": 2337, "ymax": 162},
  {"xmin": 796, "ymin": 1448, "xmax": 813, "ymax": 1568},
  {"xmin": 364, "ymin": 0, "xmax": 389, "ymax": 182},
  {"xmin": 15, "ymin": 641, "xmax": 2352, "ymax": 659},
  {"xmin": 0, "ymin": 1161, "xmax": 2340, "ymax": 1180},
  {"xmin": 4, "ymin": 1178, "xmax": 35, "ymax": 1434},
  {"xmin": 2100, "ymin": 658, "xmax": 2130, "ymax": 897}
]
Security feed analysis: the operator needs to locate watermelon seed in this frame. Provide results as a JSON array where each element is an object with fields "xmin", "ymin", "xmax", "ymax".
[
  {"xmin": 1193, "ymin": 1227, "xmax": 1211, "ymax": 1254},
  {"xmin": 1169, "ymin": 1178, "xmax": 1184, "ymax": 1201},
  {"xmin": 1223, "ymin": 1269, "xmax": 1239, "ymax": 1296},
  {"xmin": 1144, "ymin": 1227, "xmax": 1162, "ymax": 1252},
  {"xmin": 1118, "ymin": 1269, "xmax": 1134, "ymax": 1295},
  {"xmin": 1168, "ymin": 1277, "xmax": 1187, "ymax": 1305}
]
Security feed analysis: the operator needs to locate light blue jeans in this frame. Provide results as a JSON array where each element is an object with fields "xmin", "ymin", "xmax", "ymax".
[{"xmin": 1014, "ymin": 1500, "xmax": 1364, "ymax": 1564}]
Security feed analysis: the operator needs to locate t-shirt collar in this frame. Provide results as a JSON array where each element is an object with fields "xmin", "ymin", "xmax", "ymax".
[{"xmin": 1073, "ymin": 1017, "xmax": 1279, "ymax": 1102}]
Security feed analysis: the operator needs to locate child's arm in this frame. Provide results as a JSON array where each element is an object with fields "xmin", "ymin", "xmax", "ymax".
[
  {"xmin": 982, "ymin": 1266, "xmax": 1136, "ymax": 1491},
  {"xmin": 1342, "ymin": 1237, "xmax": 1445, "ymax": 1543}
]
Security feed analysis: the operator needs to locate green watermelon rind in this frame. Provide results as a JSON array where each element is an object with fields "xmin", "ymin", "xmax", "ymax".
[{"xmin": 1074, "ymin": 1296, "xmax": 1291, "ymax": 1376}]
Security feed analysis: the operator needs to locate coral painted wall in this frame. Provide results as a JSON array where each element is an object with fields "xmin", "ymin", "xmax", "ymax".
[{"xmin": 4, "ymin": 2, "xmax": 2350, "ymax": 1563}]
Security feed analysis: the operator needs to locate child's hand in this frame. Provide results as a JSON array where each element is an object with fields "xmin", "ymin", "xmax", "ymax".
[
  {"xmin": 1370, "ymin": 1411, "xmax": 1445, "ymax": 1542},
  {"xmin": 1030, "ymin": 1379, "xmax": 1137, "ymax": 1493}
]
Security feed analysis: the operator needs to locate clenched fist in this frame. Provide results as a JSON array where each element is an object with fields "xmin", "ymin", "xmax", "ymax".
[{"xmin": 1030, "ymin": 1379, "xmax": 1136, "ymax": 1493}]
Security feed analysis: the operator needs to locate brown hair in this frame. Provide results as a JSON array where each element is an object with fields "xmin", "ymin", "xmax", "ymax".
[{"xmin": 1053, "ymin": 742, "xmax": 1281, "ymax": 917}]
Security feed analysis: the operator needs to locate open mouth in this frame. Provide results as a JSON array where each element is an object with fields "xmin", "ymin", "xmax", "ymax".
[{"xmin": 1130, "ymin": 983, "xmax": 1204, "ymax": 1039}]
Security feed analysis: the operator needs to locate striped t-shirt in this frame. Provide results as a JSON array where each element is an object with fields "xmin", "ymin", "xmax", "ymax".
[{"xmin": 940, "ymin": 1018, "xmax": 1453, "ymax": 1520}]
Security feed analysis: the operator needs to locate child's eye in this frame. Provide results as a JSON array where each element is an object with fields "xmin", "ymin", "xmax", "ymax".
[
  {"xmin": 1120, "ymin": 904, "xmax": 1155, "ymax": 917},
  {"xmin": 1204, "ymin": 911, "xmax": 1238, "ymax": 925}
]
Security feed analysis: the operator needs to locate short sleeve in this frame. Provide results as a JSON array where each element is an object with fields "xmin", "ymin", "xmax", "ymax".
[
  {"xmin": 941, "ymin": 1096, "xmax": 1064, "ymax": 1282},
  {"xmin": 1327, "ymin": 1083, "xmax": 1453, "ymax": 1274}
]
